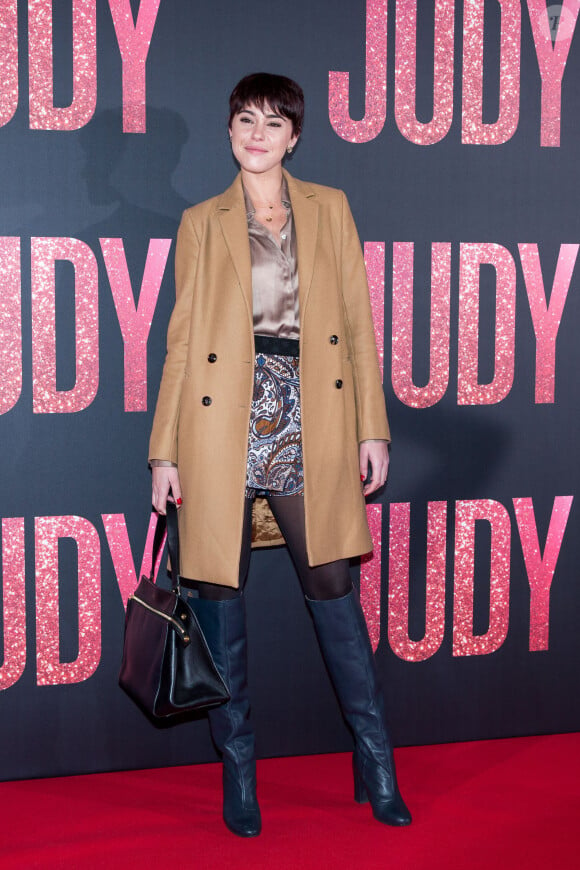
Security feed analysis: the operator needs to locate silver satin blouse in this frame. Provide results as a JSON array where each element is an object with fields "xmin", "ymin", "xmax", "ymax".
[{"xmin": 244, "ymin": 178, "xmax": 299, "ymax": 340}]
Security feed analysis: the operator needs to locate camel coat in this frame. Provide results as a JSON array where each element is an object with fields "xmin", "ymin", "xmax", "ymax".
[{"xmin": 149, "ymin": 170, "xmax": 390, "ymax": 587}]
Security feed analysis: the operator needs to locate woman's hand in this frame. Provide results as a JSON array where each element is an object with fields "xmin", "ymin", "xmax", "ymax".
[
  {"xmin": 151, "ymin": 465, "xmax": 182, "ymax": 515},
  {"xmin": 359, "ymin": 440, "xmax": 390, "ymax": 497}
]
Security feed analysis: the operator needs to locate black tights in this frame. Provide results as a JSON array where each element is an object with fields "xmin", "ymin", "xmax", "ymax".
[{"xmin": 195, "ymin": 496, "xmax": 352, "ymax": 602}]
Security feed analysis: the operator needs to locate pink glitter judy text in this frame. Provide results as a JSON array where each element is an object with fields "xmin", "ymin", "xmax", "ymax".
[
  {"xmin": 329, "ymin": 0, "xmax": 580, "ymax": 147},
  {"xmin": 1, "ymin": 238, "xmax": 574, "ymax": 415},
  {"xmin": 0, "ymin": 237, "xmax": 171, "ymax": 414},
  {"xmin": 374, "ymin": 240, "xmax": 575, "ymax": 408},
  {"xmin": 0, "ymin": 0, "xmax": 161, "ymax": 132},
  {"xmin": 0, "ymin": 497, "xmax": 572, "ymax": 689}
]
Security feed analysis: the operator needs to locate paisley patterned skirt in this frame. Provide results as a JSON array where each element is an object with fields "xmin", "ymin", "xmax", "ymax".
[{"xmin": 246, "ymin": 352, "xmax": 304, "ymax": 497}]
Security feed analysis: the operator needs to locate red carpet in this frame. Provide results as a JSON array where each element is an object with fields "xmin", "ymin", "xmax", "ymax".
[{"xmin": 0, "ymin": 734, "xmax": 578, "ymax": 869}]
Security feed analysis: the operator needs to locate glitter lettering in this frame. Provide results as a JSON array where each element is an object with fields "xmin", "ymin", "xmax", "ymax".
[
  {"xmin": 527, "ymin": 0, "xmax": 580, "ymax": 147},
  {"xmin": 29, "ymin": 0, "xmax": 97, "ymax": 131},
  {"xmin": 519, "ymin": 243, "xmax": 578, "ymax": 404},
  {"xmin": 328, "ymin": 0, "xmax": 387, "ymax": 142},
  {"xmin": 102, "ymin": 512, "xmax": 164, "ymax": 608},
  {"xmin": 391, "ymin": 242, "xmax": 451, "ymax": 408},
  {"xmin": 0, "ymin": 0, "xmax": 18, "ymax": 126},
  {"xmin": 0, "ymin": 518, "xmax": 26, "ymax": 690},
  {"xmin": 513, "ymin": 496, "xmax": 573, "ymax": 651},
  {"xmin": 108, "ymin": 0, "xmax": 162, "ymax": 133},
  {"xmin": 388, "ymin": 502, "xmax": 447, "ymax": 662},
  {"xmin": 101, "ymin": 237, "xmax": 171, "ymax": 412},
  {"xmin": 394, "ymin": 0, "xmax": 454, "ymax": 145},
  {"xmin": 453, "ymin": 499, "xmax": 511, "ymax": 657},
  {"xmin": 462, "ymin": 0, "xmax": 521, "ymax": 145},
  {"xmin": 457, "ymin": 242, "xmax": 516, "ymax": 405},
  {"xmin": 31, "ymin": 237, "xmax": 99, "ymax": 414},
  {"xmin": 0, "ymin": 238, "xmax": 22, "ymax": 415},
  {"xmin": 35, "ymin": 516, "xmax": 101, "ymax": 685},
  {"xmin": 360, "ymin": 504, "xmax": 382, "ymax": 652},
  {"xmin": 5, "ymin": 236, "xmax": 575, "ymax": 417}
]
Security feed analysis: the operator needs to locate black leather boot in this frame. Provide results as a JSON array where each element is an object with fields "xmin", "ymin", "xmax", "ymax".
[
  {"xmin": 191, "ymin": 596, "xmax": 261, "ymax": 837},
  {"xmin": 306, "ymin": 589, "xmax": 411, "ymax": 826}
]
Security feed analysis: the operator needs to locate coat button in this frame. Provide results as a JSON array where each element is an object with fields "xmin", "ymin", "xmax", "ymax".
[
  {"xmin": 335, "ymin": 379, "xmax": 343, "ymax": 389},
  {"xmin": 329, "ymin": 335, "xmax": 339, "ymax": 345},
  {"xmin": 201, "ymin": 396, "xmax": 212, "ymax": 406},
  {"xmin": 207, "ymin": 353, "xmax": 217, "ymax": 363}
]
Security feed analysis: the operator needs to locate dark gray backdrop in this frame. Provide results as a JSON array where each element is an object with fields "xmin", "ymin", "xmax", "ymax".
[{"xmin": 1, "ymin": 0, "xmax": 579, "ymax": 780}]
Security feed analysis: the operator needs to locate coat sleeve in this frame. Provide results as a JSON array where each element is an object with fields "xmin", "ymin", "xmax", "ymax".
[
  {"xmin": 339, "ymin": 191, "xmax": 391, "ymax": 443},
  {"xmin": 148, "ymin": 209, "xmax": 199, "ymax": 463}
]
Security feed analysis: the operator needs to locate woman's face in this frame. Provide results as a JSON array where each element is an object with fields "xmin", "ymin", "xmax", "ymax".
[{"xmin": 229, "ymin": 103, "xmax": 298, "ymax": 177}]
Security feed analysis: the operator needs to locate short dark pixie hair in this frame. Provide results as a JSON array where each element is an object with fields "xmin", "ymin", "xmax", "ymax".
[{"xmin": 229, "ymin": 73, "xmax": 304, "ymax": 136}]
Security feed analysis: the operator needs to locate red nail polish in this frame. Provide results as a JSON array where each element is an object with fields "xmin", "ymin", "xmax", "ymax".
[
  {"xmin": 176, "ymin": 498, "xmax": 183, "ymax": 506},
  {"xmin": 360, "ymin": 474, "xmax": 365, "ymax": 482}
]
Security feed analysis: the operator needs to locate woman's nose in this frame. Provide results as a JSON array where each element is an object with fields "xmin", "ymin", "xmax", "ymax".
[{"xmin": 251, "ymin": 122, "xmax": 265, "ymax": 139}]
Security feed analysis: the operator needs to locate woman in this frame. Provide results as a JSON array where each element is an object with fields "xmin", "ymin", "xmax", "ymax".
[{"xmin": 150, "ymin": 73, "xmax": 410, "ymax": 837}]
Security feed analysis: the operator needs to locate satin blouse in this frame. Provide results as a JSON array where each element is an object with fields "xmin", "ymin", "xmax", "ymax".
[{"xmin": 244, "ymin": 177, "xmax": 299, "ymax": 340}]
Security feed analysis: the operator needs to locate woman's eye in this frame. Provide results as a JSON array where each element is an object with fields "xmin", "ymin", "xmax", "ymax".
[
  {"xmin": 240, "ymin": 117, "xmax": 252, "ymax": 124},
  {"xmin": 268, "ymin": 122, "xmax": 282, "ymax": 128}
]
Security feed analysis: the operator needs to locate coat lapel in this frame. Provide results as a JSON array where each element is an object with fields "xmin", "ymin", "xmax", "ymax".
[
  {"xmin": 216, "ymin": 175, "xmax": 253, "ymax": 324},
  {"xmin": 285, "ymin": 170, "xmax": 319, "ymax": 318}
]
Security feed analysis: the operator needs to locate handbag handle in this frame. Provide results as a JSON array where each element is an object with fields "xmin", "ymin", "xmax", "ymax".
[{"xmin": 149, "ymin": 502, "xmax": 181, "ymax": 593}]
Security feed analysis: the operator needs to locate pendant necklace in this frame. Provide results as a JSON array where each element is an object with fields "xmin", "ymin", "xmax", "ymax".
[
  {"xmin": 253, "ymin": 185, "xmax": 285, "ymax": 222},
  {"xmin": 254, "ymin": 202, "xmax": 277, "ymax": 222}
]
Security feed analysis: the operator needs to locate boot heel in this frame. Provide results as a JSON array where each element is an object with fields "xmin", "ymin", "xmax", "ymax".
[{"xmin": 353, "ymin": 758, "xmax": 368, "ymax": 804}]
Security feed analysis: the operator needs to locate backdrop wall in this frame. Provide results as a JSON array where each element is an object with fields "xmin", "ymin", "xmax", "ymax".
[{"xmin": 1, "ymin": 0, "xmax": 579, "ymax": 781}]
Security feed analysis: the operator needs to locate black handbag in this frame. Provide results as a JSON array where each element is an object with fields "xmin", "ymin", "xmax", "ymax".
[{"xmin": 119, "ymin": 503, "xmax": 230, "ymax": 718}]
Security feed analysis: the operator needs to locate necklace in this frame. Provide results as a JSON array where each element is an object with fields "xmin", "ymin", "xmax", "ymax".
[
  {"xmin": 250, "ymin": 182, "xmax": 285, "ymax": 222},
  {"xmin": 253, "ymin": 201, "xmax": 282, "ymax": 222}
]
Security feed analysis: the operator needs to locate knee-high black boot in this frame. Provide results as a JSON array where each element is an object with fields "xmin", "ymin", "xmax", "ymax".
[
  {"xmin": 191, "ymin": 596, "xmax": 261, "ymax": 837},
  {"xmin": 305, "ymin": 589, "xmax": 411, "ymax": 826}
]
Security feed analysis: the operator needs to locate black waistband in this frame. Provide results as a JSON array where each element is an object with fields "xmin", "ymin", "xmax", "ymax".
[{"xmin": 254, "ymin": 335, "xmax": 300, "ymax": 357}]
